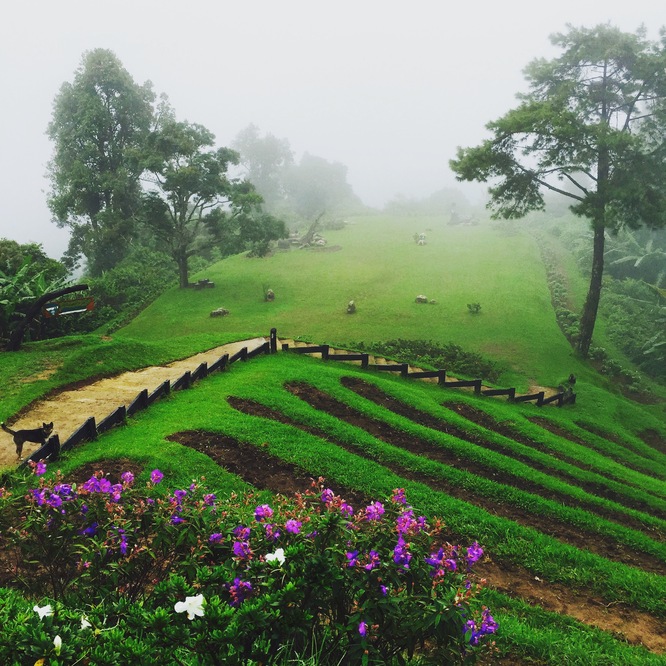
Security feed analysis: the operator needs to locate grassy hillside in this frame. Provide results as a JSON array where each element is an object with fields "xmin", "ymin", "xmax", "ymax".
[
  {"xmin": 13, "ymin": 349, "xmax": 665, "ymax": 663},
  {"xmin": 1, "ymin": 214, "xmax": 665, "ymax": 664},
  {"xmin": 121, "ymin": 215, "xmax": 590, "ymax": 390}
]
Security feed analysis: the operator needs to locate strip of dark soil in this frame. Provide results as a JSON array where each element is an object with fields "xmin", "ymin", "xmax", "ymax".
[
  {"xmin": 339, "ymin": 376, "xmax": 665, "ymax": 522},
  {"xmin": 528, "ymin": 416, "xmax": 663, "ymax": 481},
  {"xmin": 638, "ymin": 428, "xmax": 666, "ymax": 456},
  {"xmin": 439, "ymin": 406, "xmax": 666, "ymax": 519},
  {"xmin": 165, "ymin": 430, "xmax": 370, "ymax": 509},
  {"xmin": 67, "ymin": 458, "xmax": 144, "ymax": 486},
  {"xmin": 228, "ymin": 393, "xmax": 666, "ymax": 577},
  {"xmin": 289, "ymin": 379, "xmax": 664, "ymax": 539},
  {"xmin": 449, "ymin": 403, "xmax": 656, "ymax": 496},
  {"xmin": 197, "ymin": 411, "xmax": 666, "ymax": 654}
]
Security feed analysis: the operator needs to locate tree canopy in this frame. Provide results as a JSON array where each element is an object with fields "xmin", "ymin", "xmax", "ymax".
[
  {"xmin": 142, "ymin": 116, "xmax": 285, "ymax": 287},
  {"xmin": 47, "ymin": 49, "xmax": 155, "ymax": 275},
  {"xmin": 450, "ymin": 24, "xmax": 666, "ymax": 356},
  {"xmin": 47, "ymin": 52, "xmax": 288, "ymax": 290},
  {"xmin": 231, "ymin": 124, "xmax": 294, "ymax": 213}
]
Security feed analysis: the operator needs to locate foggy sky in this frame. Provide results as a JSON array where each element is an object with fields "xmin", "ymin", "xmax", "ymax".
[{"xmin": 1, "ymin": 0, "xmax": 663, "ymax": 258}]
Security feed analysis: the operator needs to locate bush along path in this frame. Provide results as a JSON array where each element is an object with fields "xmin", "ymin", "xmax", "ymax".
[{"xmin": 280, "ymin": 338, "xmax": 568, "ymax": 406}]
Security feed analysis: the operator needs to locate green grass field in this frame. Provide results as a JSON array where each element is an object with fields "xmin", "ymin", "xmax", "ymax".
[
  {"xmin": 1, "ymin": 214, "xmax": 665, "ymax": 664},
  {"xmin": 121, "ymin": 215, "xmax": 590, "ymax": 389}
]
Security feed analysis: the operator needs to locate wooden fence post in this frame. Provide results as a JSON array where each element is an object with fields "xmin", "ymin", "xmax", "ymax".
[{"xmin": 270, "ymin": 328, "xmax": 277, "ymax": 354}]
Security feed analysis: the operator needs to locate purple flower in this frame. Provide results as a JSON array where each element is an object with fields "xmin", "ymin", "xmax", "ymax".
[
  {"xmin": 150, "ymin": 469, "xmax": 164, "ymax": 485},
  {"xmin": 393, "ymin": 536, "xmax": 412, "ymax": 569},
  {"xmin": 254, "ymin": 504, "xmax": 273, "ymax": 521},
  {"xmin": 209, "ymin": 532, "xmax": 224, "ymax": 544},
  {"xmin": 31, "ymin": 488, "xmax": 46, "ymax": 506},
  {"xmin": 53, "ymin": 483, "xmax": 75, "ymax": 498},
  {"xmin": 339, "ymin": 501, "xmax": 354, "ymax": 517},
  {"xmin": 481, "ymin": 608, "xmax": 498, "ymax": 635},
  {"xmin": 285, "ymin": 519, "xmax": 302, "ymax": 534},
  {"xmin": 359, "ymin": 621, "xmax": 368, "ymax": 638},
  {"xmin": 203, "ymin": 493, "xmax": 216, "ymax": 505},
  {"xmin": 173, "ymin": 489, "xmax": 188, "ymax": 504},
  {"xmin": 170, "ymin": 515, "xmax": 184, "ymax": 525},
  {"xmin": 263, "ymin": 523, "xmax": 281, "ymax": 541},
  {"xmin": 391, "ymin": 488, "xmax": 407, "ymax": 504},
  {"xmin": 233, "ymin": 525, "xmax": 251, "ymax": 539},
  {"xmin": 466, "ymin": 542, "xmax": 484, "ymax": 566},
  {"xmin": 47, "ymin": 493, "xmax": 63, "ymax": 509},
  {"xmin": 321, "ymin": 488, "xmax": 334, "ymax": 504},
  {"xmin": 346, "ymin": 550, "xmax": 359, "ymax": 567},
  {"xmin": 110, "ymin": 484, "xmax": 123, "ymax": 502},
  {"xmin": 228, "ymin": 577, "xmax": 253, "ymax": 607},
  {"xmin": 98, "ymin": 478, "xmax": 112, "ymax": 493},
  {"xmin": 396, "ymin": 509, "xmax": 427, "ymax": 535},
  {"xmin": 365, "ymin": 501, "xmax": 385, "ymax": 521},
  {"xmin": 81, "ymin": 522, "xmax": 98, "ymax": 537},
  {"xmin": 35, "ymin": 461, "xmax": 47, "ymax": 476},
  {"xmin": 120, "ymin": 471, "xmax": 134, "ymax": 486},
  {"xmin": 118, "ymin": 530, "xmax": 128, "ymax": 556},
  {"xmin": 425, "ymin": 547, "xmax": 456, "ymax": 576},
  {"xmin": 82, "ymin": 476, "xmax": 99, "ymax": 493},
  {"xmin": 465, "ymin": 608, "xmax": 498, "ymax": 646},
  {"xmin": 233, "ymin": 541, "xmax": 252, "ymax": 559},
  {"xmin": 364, "ymin": 550, "xmax": 381, "ymax": 571},
  {"xmin": 379, "ymin": 584, "xmax": 388, "ymax": 596}
]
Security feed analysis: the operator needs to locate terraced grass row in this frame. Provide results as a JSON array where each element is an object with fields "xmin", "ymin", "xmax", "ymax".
[
  {"xmin": 272, "ymin": 376, "xmax": 666, "ymax": 546},
  {"xmin": 11, "ymin": 351, "xmax": 665, "ymax": 660},
  {"xmin": 339, "ymin": 376, "xmax": 666, "ymax": 518}
]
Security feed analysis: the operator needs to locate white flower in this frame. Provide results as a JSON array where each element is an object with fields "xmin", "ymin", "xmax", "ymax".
[
  {"xmin": 53, "ymin": 635, "xmax": 62, "ymax": 656},
  {"xmin": 81, "ymin": 615, "xmax": 92, "ymax": 630},
  {"xmin": 265, "ymin": 547, "xmax": 286, "ymax": 565},
  {"xmin": 33, "ymin": 604, "xmax": 53, "ymax": 619},
  {"xmin": 174, "ymin": 594, "xmax": 205, "ymax": 620}
]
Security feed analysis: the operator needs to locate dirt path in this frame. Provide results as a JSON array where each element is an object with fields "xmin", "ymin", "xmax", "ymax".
[
  {"xmin": 2, "ymin": 337, "xmax": 559, "ymax": 471},
  {"xmin": 0, "ymin": 337, "xmax": 267, "ymax": 470}
]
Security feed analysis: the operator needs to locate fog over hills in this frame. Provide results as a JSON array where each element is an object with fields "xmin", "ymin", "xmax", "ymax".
[{"xmin": 1, "ymin": 0, "xmax": 663, "ymax": 257}]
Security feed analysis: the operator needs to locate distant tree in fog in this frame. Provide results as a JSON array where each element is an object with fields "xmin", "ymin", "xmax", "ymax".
[
  {"xmin": 451, "ymin": 24, "xmax": 666, "ymax": 357},
  {"xmin": 283, "ymin": 153, "xmax": 365, "ymax": 221},
  {"xmin": 232, "ymin": 124, "xmax": 294, "ymax": 213}
]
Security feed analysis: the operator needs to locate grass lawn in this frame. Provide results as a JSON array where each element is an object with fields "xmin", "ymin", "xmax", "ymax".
[{"xmin": 120, "ymin": 215, "xmax": 589, "ymax": 389}]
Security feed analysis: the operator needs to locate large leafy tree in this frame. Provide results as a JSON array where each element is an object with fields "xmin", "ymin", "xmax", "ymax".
[
  {"xmin": 47, "ymin": 49, "xmax": 155, "ymax": 275},
  {"xmin": 450, "ymin": 24, "xmax": 666, "ymax": 356},
  {"xmin": 142, "ymin": 117, "xmax": 285, "ymax": 287}
]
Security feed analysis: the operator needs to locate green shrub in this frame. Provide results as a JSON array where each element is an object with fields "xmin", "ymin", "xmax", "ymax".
[
  {"xmin": 352, "ymin": 339, "xmax": 504, "ymax": 383},
  {"xmin": 0, "ymin": 464, "xmax": 497, "ymax": 665}
]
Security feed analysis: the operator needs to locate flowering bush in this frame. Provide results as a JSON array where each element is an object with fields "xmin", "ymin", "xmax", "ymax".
[{"xmin": 0, "ymin": 463, "xmax": 497, "ymax": 664}]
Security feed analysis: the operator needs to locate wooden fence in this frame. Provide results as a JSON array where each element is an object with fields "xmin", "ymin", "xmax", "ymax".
[
  {"xmin": 281, "ymin": 337, "xmax": 574, "ymax": 408},
  {"xmin": 19, "ymin": 329, "xmax": 572, "ymax": 468}
]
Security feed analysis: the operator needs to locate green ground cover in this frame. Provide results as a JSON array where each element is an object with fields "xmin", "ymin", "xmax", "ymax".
[
  {"xmin": 19, "ymin": 350, "xmax": 665, "ymax": 663},
  {"xmin": 120, "ymin": 216, "xmax": 588, "ymax": 389},
  {"xmin": 1, "ymin": 213, "xmax": 665, "ymax": 664}
]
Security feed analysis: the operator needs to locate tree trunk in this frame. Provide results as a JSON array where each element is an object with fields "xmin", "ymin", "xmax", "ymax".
[
  {"xmin": 576, "ymin": 224, "xmax": 605, "ymax": 357},
  {"xmin": 177, "ymin": 252, "xmax": 190, "ymax": 289},
  {"xmin": 5, "ymin": 285, "xmax": 89, "ymax": 352}
]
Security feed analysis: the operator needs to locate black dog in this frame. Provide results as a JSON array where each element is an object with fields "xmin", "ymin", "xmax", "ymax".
[{"xmin": 1, "ymin": 421, "xmax": 54, "ymax": 460}]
